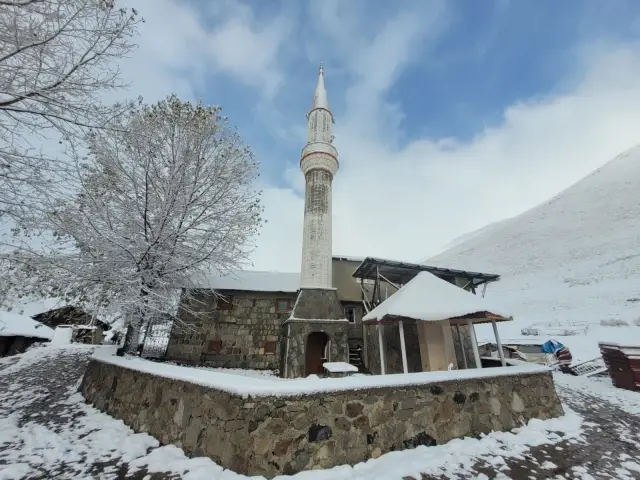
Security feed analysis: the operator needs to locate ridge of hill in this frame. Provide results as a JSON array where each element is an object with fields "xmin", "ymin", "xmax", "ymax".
[{"xmin": 427, "ymin": 145, "xmax": 640, "ymax": 361}]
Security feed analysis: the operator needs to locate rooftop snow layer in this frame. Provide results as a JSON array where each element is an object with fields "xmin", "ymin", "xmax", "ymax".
[
  {"xmin": 92, "ymin": 348, "xmax": 546, "ymax": 397},
  {"xmin": 0, "ymin": 311, "xmax": 54, "ymax": 340},
  {"xmin": 363, "ymin": 271, "xmax": 511, "ymax": 323},
  {"xmin": 195, "ymin": 270, "xmax": 300, "ymax": 292}
]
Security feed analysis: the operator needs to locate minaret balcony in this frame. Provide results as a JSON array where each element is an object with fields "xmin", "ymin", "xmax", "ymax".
[{"xmin": 300, "ymin": 143, "xmax": 339, "ymax": 176}]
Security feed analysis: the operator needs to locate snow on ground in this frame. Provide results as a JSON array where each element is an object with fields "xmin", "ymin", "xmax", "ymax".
[
  {"xmin": 427, "ymin": 146, "xmax": 640, "ymax": 364},
  {"xmin": 555, "ymin": 374, "xmax": 640, "ymax": 416},
  {"xmin": 166, "ymin": 362, "xmax": 282, "ymax": 380},
  {"xmin": 0, "ymin": 345, "xmax": 602, "ymax": 480},
  {"xmin": 0, "ymin": 343, "xmax": 95, "ymax": 375},
  {"xmin": 479, "ymin": 324, "xmax": 640, "ymax": 364},
  {"xmin": 94, "ymin": 347, "xmax": 549, "ymax": 397}
]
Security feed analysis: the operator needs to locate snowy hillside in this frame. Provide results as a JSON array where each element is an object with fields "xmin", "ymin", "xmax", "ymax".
[{"xmin": 427, "ymin": 145, "xmax": 640, "ymax": 360}]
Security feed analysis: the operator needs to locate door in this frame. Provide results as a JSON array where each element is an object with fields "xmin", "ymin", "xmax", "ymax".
[{"xmin": 306, "ymin": 332, "xmax": 329, "ymax": 376}]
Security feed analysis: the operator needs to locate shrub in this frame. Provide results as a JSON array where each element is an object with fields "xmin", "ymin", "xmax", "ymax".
[{"xmin": 600, "ymin": 319, "xmax": 629, "ymax": 327}]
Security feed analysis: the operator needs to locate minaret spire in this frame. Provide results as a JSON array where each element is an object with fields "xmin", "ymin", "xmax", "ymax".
[{"xmin": 311, "ymin": 61, "xmax": 330, "ymax": 112}]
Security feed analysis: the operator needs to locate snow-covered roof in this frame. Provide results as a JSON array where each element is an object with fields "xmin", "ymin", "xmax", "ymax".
[
  {"xmin": 195, "ymin": 270, "xmax": 300, "ymax": 293},
  {"xmin": 363, "ymin": 271, "xmax": 512, "ymax": 324},
  {"xmin": 0, "ymin": 311, "xmax": 54, "ymax": 340}
]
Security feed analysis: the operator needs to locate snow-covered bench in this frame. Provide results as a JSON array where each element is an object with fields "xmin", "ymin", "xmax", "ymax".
[{"xmin": 322, "ymin": 361, "xmax": 359, "ymax": 378}]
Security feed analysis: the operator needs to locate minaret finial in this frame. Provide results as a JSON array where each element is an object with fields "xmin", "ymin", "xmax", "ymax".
[{"xmin": 311, "ymin": 62, "xmax": 329, "ymax": 111}]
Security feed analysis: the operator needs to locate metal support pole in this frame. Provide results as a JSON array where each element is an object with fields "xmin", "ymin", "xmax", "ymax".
[
  {"xmin": 492, "ymin": 320, "xmax": 506, "ymax": 367},
  {"xmin": 399, "ymin": 320, "xmax": 408, "ymax": 374},
  {"xmin": 378, "ymin": 273, "xmax": 401, "ymax": 291},
  {"xmin": 468, "ymin": 318, "xmax": 482, "ymax": 369},
  {"xmin": 378, "ymin": 324, "xmax": 386, "ymax": 375},
  {"xmin": 455, "ymin": 325, "xmax": 468, "ymax": 369},
  {"xmin": 481, "ymin": 283, "xmax": 488, "ymax": 298}
]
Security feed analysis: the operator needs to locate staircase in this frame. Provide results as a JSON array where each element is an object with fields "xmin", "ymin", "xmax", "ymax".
[{"xmin": 349, "ymin": 345, "xmax": 367, "ymax": 373}]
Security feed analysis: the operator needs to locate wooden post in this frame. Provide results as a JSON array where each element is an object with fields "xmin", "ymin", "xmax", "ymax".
[
  {"xmin": 399, "ymin": 320, "xmax": 408, "ymax": 374},
  {"xmin": 492, "ymin": 320, "xmax": 506, "ymax": 367},
  {"xmin": 378, "ymin": 324, "xmax": 386, "ymax": 375},
  {"xmin": 455, "ymin": 325, "xmax": 468, "ymax": 369},
  {"xmin": 467, "ymin": 318, "xmax": 482, "ymax": 369}
]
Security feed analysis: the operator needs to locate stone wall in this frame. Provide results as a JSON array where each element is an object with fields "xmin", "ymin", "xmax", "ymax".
[
  {"xmin": 364, "ymin": 322, "xmax": 381, "ymax": 374},
  {"xmin": 283, "ymin": 288, "xmax": 350, "ymax": 378},
  {"xmin": 165, "ymin": 290, "xmax": 297, "ymax": 370},
  {"xmin": 283, "ymin": 320, "xmax": 349, "ymax": 378},
  {"xmin": 81, "ymin": 359, "xmax": 564, "ymax": 478}
]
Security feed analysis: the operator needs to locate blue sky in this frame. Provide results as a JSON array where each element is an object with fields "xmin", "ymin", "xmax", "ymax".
[
  {"xmin": 116, "ymin": 0, "xmax": 640, "ymax": 271},
  {"xmin": 186, "ymin": 0, "xmax": 640, "ymax": 183}
]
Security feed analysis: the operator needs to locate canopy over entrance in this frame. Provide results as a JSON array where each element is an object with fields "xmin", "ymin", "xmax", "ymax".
[
  {"xmin": 353, "ymin": 257, "xmax": 500, "ymax": 289},
  {"xmin": 362, "ymin": 271, "xmax": 512, "ymax": 325}
]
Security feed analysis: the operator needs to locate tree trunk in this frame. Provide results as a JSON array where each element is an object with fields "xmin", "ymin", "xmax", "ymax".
[
  {"xmin": 117, "ymin": 284, "xmax": 150, "ymax": 356},
  {"xmin": 118, "ymin": 321, "xmax": 141, "ymax": 356}
]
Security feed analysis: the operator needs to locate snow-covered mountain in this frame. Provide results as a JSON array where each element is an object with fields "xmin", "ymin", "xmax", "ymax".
[{"xmin": 427, "ymin": 145, "xmax": 640, "ymax": 360}]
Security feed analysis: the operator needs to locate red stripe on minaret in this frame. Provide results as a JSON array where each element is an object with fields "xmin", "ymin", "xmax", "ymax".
[{"xmin": 300, "ymin": 151, "xmax": 338, "ymax": 164}]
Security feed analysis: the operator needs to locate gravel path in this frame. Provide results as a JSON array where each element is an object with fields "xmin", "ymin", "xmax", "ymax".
[{"xmin": 1, "ymin": 347, "xmax": 639, "ymax": 479}]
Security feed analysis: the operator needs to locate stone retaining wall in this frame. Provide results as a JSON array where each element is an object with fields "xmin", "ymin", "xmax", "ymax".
[{"xmin": 80, "ymin": 359, "xmax": 564, "ymax": 478}]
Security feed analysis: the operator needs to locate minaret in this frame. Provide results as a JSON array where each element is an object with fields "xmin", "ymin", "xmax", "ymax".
[
  {"xmin": 282, "ymin": 64, "xmax": 348, "ymax": 379},
  {"xmin": 299, "ymin": 62, "xmax": 338, "ymax": 288}
]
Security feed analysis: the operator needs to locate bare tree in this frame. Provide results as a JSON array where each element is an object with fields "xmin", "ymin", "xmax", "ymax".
[
  {"xmin": 8, "ymin": 95, "xmax": 264, "ymax": 353},
  {"xmin": 0, "ymin": 0, "xmax": 140, "ymax": 218}
]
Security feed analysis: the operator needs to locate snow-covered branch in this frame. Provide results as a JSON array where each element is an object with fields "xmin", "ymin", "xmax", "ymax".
[
  {"xmin": 6, "ymin": 95, "xmax": 264, "ymax": 353},
  {"xmin": 0, "ymin": 0, "xmax": 140, "ymax": 219}
]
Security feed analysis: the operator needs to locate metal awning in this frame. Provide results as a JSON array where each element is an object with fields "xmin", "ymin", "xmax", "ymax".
[{"xmin": 352, "ymin": 257, "xmax": 500, "ymax": 287}]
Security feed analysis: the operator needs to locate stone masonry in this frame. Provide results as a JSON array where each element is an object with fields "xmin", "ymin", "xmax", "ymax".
[
  {"xmin": 283, "ymin": 287, "xmax": 349, "ymax": 378},
  {"xmin": 165, "ymin": 290, "xmax": 297, "ymax": 370},
  {"xmin": 81, "ymin": 359, "xmax": 564, "ymax": 478},
  {"xmin": 283, "ymin": 320, "xmax": 349, "ymax": 378}
]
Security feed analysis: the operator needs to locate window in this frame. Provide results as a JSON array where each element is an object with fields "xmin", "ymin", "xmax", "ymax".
[
  {"xmin": 217, "ymin": 295, "xmax": 233, "ymax": 310},
  {"xmin": 344, "ymin": 307, "xmax": 356, "ymax": 324},
  {"xmin": 275, "ymin": 298, "xmax": 291, "ymax": 313},
  {"xmin": 205, "ymin": 340, "xmax": 222, "ymax": 355},
  {"xmin": 264, "ymin": 341, "xmax": 277, "ymax": 355}
]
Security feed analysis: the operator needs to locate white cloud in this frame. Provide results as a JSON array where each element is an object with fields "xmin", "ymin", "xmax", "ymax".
[
  {"xmin": 115, "ymin": 0, "xmax": 291, "ymax": 102},
  {"xmin": 204, "ymin": 4, "xmax": 291, "ymax": 97},
  {"xmin": 7, "ymin": 0, "xmax": 639, "ymax": 279},
  {"xmin": 253, "ymin": 32, "xmax": 640, "ymax": 272}
]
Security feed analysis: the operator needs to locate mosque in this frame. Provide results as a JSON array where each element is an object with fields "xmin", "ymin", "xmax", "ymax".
[{"xmin": 164, "ymin": 65, "xmax": 509, "ymax": 378}]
